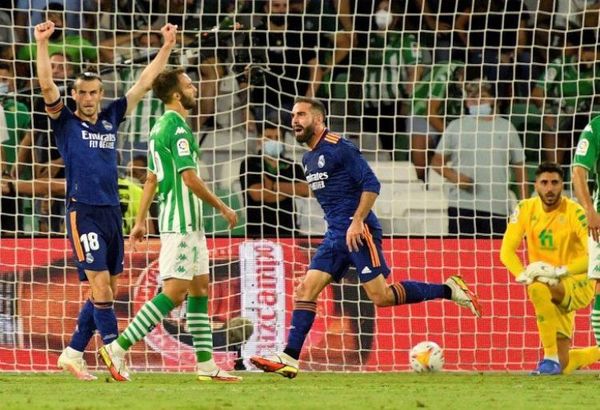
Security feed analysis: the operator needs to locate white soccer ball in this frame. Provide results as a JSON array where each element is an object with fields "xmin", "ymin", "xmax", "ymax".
[{"xmin": 409, "ymin": 341, "xmax": 444, "ymax": 373}]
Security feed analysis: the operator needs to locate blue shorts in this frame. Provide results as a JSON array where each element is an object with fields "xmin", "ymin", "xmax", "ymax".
[
  {"xmin": 65, "ymin": 202, "xmax": 124, "ymax": 281},
  {"xmin": 309, "ymin": 226, "xmax": 390, "ymax": 283}
]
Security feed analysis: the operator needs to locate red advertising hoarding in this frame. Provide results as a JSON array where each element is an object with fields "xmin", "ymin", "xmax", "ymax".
[{"xmin": 0, "ymin": 238, "xmax": 596, "ymax": 372}]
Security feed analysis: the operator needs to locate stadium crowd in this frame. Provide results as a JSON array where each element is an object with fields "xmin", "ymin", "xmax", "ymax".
[{"xmin": 1, "ymin": 0, "xmax": 600, "ymax": 237}]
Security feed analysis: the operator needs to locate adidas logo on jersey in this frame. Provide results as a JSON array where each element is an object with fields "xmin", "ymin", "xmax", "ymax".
[
  {"xmin": 361, "ymin": 266, "xmax": 372, "ymax": 274},
  {"xmin": 175, "ymin": 127, "xmax": 187, "ymax": 135}
]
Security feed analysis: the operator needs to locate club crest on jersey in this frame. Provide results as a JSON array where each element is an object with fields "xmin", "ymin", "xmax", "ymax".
[
  {"xmin": 85, "ymin": 253, "xmax": 94, "ymax": 263},
  {"xmin": 102, "ymin": 120, "xmax": 113, "ymax": 131},
  {"xmin": 318, "ymin": 155, "xmax": 325, "ymax": 168},
  {"xmin": 177, "ymin": 138, "xmax": 191, "ymax": 156},
  {"xmin": 576, "ymin": 138, "xmax": 589, "ymax": 156}
]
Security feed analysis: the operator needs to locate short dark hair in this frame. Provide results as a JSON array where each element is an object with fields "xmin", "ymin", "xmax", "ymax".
[
  {"xmin": 75, "ymin": 71, "xmax": 101, "ymax": 82},
  {"xmin": 257, "ymin": 121, "xmax": 283, "ymax": 139},
  {"xmin": 294, "ymin": 97, "xmax": 326, "ymax": 118},
  {"xmin": 131, "ymin": 154, "xmax": 147, "ymax": 166},
  {"xmin": 46, "ymin": 2, "xmax": 64, "ymax": 12},
  {"xmin": 73, "ymin": 71, "xmax": 102, "ymax": 90},
  {"xmin": 535, "ymin": 162, "xmax": 564, "ymax": 179},
  {"xmin": 152, "ymin": 68, "xmax": 185, "ymax": 104}
]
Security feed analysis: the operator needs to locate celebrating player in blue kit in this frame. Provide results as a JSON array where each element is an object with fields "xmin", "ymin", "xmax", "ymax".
[
  {"xmin": 250, "ymin": 97, "xmax": 482, "ymax": 378},
  {"xmin": 34, "ymin": 19, "xmax": 177, "ymax": 380}
]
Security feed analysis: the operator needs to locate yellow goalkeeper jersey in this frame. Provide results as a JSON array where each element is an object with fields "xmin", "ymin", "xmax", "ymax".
[{"xmin": 500, "ymin": 196, "xmax": 588, "ymax": 278}]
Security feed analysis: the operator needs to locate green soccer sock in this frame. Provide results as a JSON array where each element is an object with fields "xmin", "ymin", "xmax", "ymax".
[
  {"xmin": 591, "ymin": 295, "xmax": 600, "ymax": 347},
  {"xmin": 116, "ymin": 293, "xmax": 175, "ymax": 350},
  {"xmin": 187, "ymin": 296, "xmax": 213, "ymax": 363}
]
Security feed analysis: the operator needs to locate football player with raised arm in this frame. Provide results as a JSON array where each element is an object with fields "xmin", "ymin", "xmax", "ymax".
[
  {"xmin": 34, "ymin": 20, "xmax": 177, "ymax": 380},
  {"xmin": 250, "ymin": 97, "xmax": 482, "ymax": 378}
]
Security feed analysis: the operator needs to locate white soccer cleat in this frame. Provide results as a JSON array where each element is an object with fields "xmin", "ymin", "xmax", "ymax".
[
  {"xmin": 250, "ymin": 352, "xmax": 299, "ymax": 379},
  {"xmin": 445, "ymin": 275, "xmax": 482, "ymax": 317},
  {"xmin": 98, "ymin": 343, "xmax": 130, "ymax": 382},
  {"xmin": 57, "ymin": 349, "xmax": 97, "ymax": 381},
  {"xmin": 196, "ymin": 366, "xmax": 242, "ymax": 382}
]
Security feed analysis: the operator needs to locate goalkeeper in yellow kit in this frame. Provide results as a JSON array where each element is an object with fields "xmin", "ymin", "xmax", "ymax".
[{"xmin": 500, "ymin": 162, "xmax": 599, "ymax": 375}]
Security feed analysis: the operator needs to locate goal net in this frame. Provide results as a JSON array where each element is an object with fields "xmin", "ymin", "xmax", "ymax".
[{"xmin": 1, "ymin": 0, "xmax": 598, "ymax": 373}]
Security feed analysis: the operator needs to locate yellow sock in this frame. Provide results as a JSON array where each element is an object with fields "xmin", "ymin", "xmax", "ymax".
[
  {"xmin": 563, "ymin": 346, "xmax": 600, "ymax": 375},
  {"xmin": 527, "ymin": 282, "xmax": 559, "ymax": 358}
]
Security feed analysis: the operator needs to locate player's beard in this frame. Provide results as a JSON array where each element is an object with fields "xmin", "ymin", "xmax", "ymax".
[
  {"xmin": 295, "ymin": 123, "xmax": 314, "ymax": 144},
  {"xmin": 78, "ymin": 104, "xmax": 97, "ymax": 119},
  {"xmin": 540, "ymin": 192, "xmax": 561, "ymax": 208},
  {"xmin": 180, "ymin": 92, "xmax": 196, "ymax": 110}
]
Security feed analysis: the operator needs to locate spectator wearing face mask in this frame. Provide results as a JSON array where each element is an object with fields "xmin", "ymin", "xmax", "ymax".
[
  {"xmin": 363, "ymin": 0, "xmax": 424, "ymax": 158},
  {"xmin": 431, "ymin": 77, "xmax": 527, "ymax": 237},
  {"xmin": 239, "ymin": 121, "xmax": 309, "ymax": 237}
]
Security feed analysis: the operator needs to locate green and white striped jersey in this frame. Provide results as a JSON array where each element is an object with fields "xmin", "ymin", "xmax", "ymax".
[
  {"xmin": 120, "ymin": 67, "xmax": 165, "ymax": 145},
  {"xmin": 364, "ymin": 31, "xmax": 422, "ymax": 108},
  {"xmin": 148, "ymin": 110, "xmax": 203, "ymax": 233},
  {"xmin": 573, "ymin": 115, "xmax": 600, "ymax": 212},
  {"xmin": 411, "ymin": 61, "xmax": 464, "ymax": 118},
  {"xmin": 536, "ymin": 55, "xmax": 596, "ymax": 114}
]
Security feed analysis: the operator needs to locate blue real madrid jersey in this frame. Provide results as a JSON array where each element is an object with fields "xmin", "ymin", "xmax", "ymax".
[
  {"xmin": 302, "ymin": 129, "xmax": 381, "ymax": 236},
  {"xmin": 51, "ymin": 97, "xmax": 127, "ymax": 206}
]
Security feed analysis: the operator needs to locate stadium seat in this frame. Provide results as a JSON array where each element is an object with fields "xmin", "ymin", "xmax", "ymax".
[
  {"xmin": 370, "ymin": 161, "xmax": 425, "ymax": 193},
  {"xmin": 427, "ymin": 167, "xmax": 446, "ymax": 192},
  {"xmin": 375, "ymin": 189, "xmax": 448, "ymax": 235},
  {"xmin": 370, "ymin": 160, "xmax": 419, "ymax": 183},
  {"xmin": 295, "ymin": 197, "xmax": 327, "ymax": 236}
]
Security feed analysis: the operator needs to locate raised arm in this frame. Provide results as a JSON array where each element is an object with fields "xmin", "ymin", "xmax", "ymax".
[
  {"xmin": 34, "ymin": 21, "xmax": 61, "ymax": 116},
  {"xmin": 125, "ymin": 23, "xmax": 178, "ymax": 116}
]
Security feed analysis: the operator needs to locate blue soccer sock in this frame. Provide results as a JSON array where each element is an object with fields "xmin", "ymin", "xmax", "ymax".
[
  {"xmin": 93, "ymin": 300, "xmax": 119, "ymax": 345},
  {"xmin": 283, "ymin": 301, "xmax": 317, "ymax": 360},
  {"xmin": 68, "ymin": 299, "xmax": 96, "ymax": 352},
  {"xmin": 389, "ymin": 281, "xmax": 449, "ymax": 305}
]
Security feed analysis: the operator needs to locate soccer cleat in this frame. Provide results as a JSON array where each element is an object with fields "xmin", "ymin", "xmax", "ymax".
[
  {"xmin": 531, "ymin": 359, "xmax": 562, "ymax": 376},
  {"xmin": 197, "ymin": 367, "xmax": 242, "ymax": 382},
  {"xmin": 250, "ymin": 353, "xmax": 299, "ymax": 379},
  {"xmin": 57, "ymin": 350, "xmax": 97, "ymax": 381},
  {"xmin": 98, "ymin": 344, "xmax": 130, "ymax": 382},
  {"xmin": 445, "ymin": 275, "xmax": 483, "ymax": 317}
]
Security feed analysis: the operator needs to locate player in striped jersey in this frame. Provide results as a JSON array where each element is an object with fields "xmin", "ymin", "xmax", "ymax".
[
  {"xmin": 500, "ymin": 162, "xmax": 599, "ymax": 375},
  {"xmin": 573, "ymin": 115, "xmax": 600, "ymax": 366},
  {"xmin": 98, "ymin": 68, "xmax": 240, "ymax": 382},
  {"xmin": 34, "ymin": 20, "xmax": 176, "ymax": 381},
  {"xmin": 250, "ymin": 97, "xmax": 481, "ymax": 379}
]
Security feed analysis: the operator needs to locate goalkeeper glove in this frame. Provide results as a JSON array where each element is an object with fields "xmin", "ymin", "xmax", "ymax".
[
  {"xmin": 535, "ymin": 276, "xmax": 559, "ymax": 286},
  {"xmin": 515, "ymin": 272, "xmax": 533, "ymax": 284},
  {"xmin": 526, "ymin": 262, "xmax": 567, "ymax": 279}
]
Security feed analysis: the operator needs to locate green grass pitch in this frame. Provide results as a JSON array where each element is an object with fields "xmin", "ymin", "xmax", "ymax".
[{"xmin": 2, "ymin": 372, "xmax": 596, "ymax": 409}]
